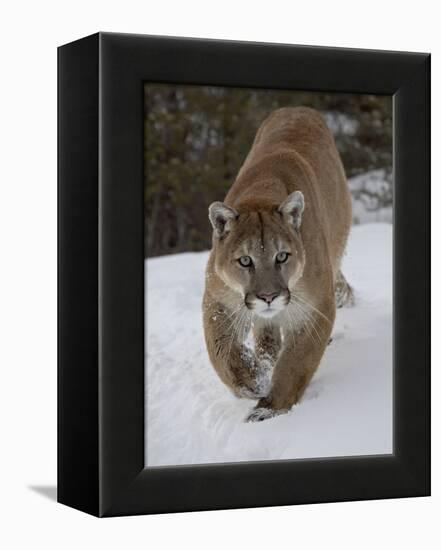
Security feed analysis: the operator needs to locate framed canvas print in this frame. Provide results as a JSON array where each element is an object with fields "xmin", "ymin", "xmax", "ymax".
[{"xmin": 58, "ymin": 32, "xmax": 430, "ymax": 517}]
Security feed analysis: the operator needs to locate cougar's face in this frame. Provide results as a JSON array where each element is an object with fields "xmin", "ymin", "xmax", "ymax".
[{"xmin": 212, "ymin": 208, "xmax": 305, "ymax": 319}]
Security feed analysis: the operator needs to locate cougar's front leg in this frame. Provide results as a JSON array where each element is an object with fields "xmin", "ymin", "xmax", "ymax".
[
  {"xmin": 248, "ymin": 322, "xmax": 282, "ymax": 399},
  {"xmin": 203, "ymin": 301, "xmax": 262, "ymax": 398},
  {"xmin": 253, "ymin": 322, "xmax": 282, "ymax": 365},
  {"xmin": 246, "ymin": 298, "xmax": 335, "ymax": 422}
]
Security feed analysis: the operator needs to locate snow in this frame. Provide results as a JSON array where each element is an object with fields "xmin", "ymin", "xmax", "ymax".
[
  {"xmin": 322, "ymin": 111, "xmax": 359, "ymax": 136},
  {"xmin": 349, "ymin": 170, "xmax": 393, "ymax": 225},
  {"xmin": 145, "ymin": 223, "xmax": 393, "ymax": 467}
]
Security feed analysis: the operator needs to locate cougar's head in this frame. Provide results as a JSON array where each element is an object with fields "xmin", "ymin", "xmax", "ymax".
[{"xmin": 208, "ymin": 191, "xmax": 306, "ymax": 319}]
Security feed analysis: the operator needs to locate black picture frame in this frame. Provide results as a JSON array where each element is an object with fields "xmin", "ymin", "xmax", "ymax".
[{"xmin": 58, "ymin": 32, "xmax": 430, "ymax": 517}]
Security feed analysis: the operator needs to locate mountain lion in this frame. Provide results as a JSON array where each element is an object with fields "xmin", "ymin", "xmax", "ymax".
[{"xmin": 203, "ymin": 107, "xmax": 353, "ymax": 422}]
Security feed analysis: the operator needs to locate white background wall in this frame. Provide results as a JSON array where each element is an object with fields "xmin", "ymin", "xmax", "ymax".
[{"xmin": 0, "ymin": 1, "xmax": 438, "ymax": 548}]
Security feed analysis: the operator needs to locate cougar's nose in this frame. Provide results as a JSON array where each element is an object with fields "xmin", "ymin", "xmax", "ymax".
[{"xmin": 256, "ymin": 292, "xmax": 280, "ymax": 305}]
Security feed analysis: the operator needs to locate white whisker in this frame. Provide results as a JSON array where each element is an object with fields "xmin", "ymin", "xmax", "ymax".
[
  {"xmin": 226, "ymin": 306, "xmax": 249, "ymax": 364},
  {"xmin": 284, "ymin": 298, "xmax": 323, "ymax": 347},
  {"xmin": 292, "ymin": 293, "xmax": 331, "ymax": 324},
  {"xmin": 291, "ymin": 298, "xmax": 325, "ymax": 343}
]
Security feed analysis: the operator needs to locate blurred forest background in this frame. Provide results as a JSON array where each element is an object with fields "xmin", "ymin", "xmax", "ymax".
[{"xmin": 144, "ymin": 84, "xmax": 392, "ymax": 258}]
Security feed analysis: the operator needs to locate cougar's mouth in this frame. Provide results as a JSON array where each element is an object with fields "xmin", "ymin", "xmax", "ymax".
[{"xmin": 247, "ymin": 291, "xmax": 289, "ymax": 318}]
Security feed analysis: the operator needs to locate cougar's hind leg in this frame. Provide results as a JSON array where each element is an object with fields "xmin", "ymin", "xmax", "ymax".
[{"xmin": 335, "ymin": 269, "xmax": 354, "ymax": 308}]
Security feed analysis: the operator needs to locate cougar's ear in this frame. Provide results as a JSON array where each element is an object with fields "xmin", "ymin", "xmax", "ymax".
[
  {"xmin": 278, "ymin": 191, "xmax": 304, "ymax": 231},
  {"xmin": 208, "ymin": 202, "xmax": 238, "ymax": 236}
]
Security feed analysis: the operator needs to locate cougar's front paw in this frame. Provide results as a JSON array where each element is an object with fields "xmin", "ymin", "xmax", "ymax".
[{"xmin": 245, "ymin": 406, "xmax": 288, "ymax": 423}]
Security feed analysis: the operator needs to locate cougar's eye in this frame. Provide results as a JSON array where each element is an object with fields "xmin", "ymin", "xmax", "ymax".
[
  {"xmin": 276, "ymin": 251, "xmax": 289, "ymax": 264},
  {"xmin": 238, "ymin": 255, "xmax": 253, "ymax": 267}
]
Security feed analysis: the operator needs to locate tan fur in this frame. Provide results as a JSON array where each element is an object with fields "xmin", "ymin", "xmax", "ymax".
[{"xmin": 203, "ymin": 107, "xmax": 353, "ymax": 422}]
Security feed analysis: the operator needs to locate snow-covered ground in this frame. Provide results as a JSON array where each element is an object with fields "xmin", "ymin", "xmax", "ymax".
[{"xmin": 145, "ymin": 224, "xmax": 393, "ymax": 467}]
